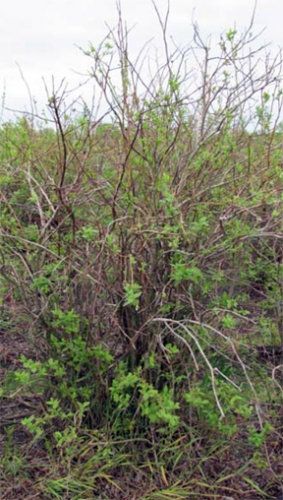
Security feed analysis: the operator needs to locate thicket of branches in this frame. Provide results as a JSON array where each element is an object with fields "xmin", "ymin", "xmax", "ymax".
[{"xmin": 0, "ymin": 4, "xmax": 282, "ymax": 498}]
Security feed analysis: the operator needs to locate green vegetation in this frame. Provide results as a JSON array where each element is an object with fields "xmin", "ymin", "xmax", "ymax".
[{"xmin": 0, "ymin": 4, "xmax": 282, "ymax": 499}]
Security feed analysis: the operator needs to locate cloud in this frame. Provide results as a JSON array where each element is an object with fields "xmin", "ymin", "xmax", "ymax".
[{"xmin": 0, "ymin": 0, "xmax": 282, "ymax": 120}]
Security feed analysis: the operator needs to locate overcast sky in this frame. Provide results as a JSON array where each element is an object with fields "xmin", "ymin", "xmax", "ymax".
[{"xmin": 1, "ymin": 0, "xmax": 282, "ymax": 122}]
